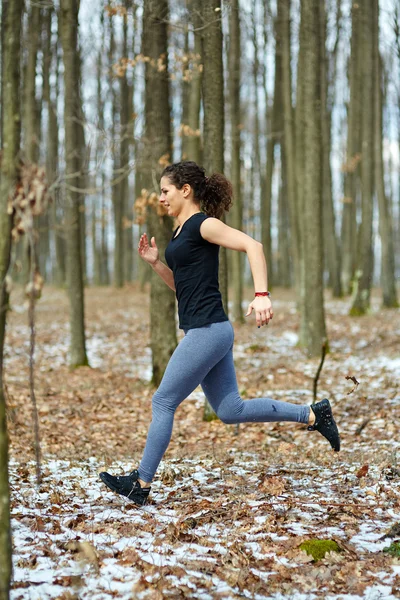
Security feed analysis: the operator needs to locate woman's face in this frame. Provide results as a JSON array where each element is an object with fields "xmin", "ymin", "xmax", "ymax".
[{"xmin": 159, "ymin": 176, "xmax": 188, "ymax": 217}]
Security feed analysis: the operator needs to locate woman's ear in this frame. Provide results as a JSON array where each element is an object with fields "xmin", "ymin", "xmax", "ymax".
[{"xmin": 182, "ymin": 183, "xmax": 191, "ymax": 198}]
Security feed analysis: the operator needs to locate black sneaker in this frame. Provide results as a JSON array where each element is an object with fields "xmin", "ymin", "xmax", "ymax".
[
  {"xmin": 99, "ymin": 469, "xmax": 151, "ymax": 506},
  {"xmin": 307, "ymin": 398, "xmax": 340, "ymax": 452}
]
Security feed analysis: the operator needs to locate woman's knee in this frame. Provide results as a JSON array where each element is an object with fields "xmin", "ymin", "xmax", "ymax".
[
  {"xmin": 152, "ymin": 390, "xmax": 178, "ymax": 415},
  {"xmin": 215, "ymin": 398, "xmax": 243, "ymax": 424}
]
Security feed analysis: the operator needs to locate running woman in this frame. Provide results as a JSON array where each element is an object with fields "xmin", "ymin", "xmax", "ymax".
[{"xmin": 100, "ymin": 161, "xmax": 340, "ymax": 505}]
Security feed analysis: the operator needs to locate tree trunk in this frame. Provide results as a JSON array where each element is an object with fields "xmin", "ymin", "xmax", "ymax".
[
  {"xmin": 279, "ymin": 0, "xmax": 300, "ymax": 288},
  {"xmin": 24, "ymin": 3, "xmax": 40, "ymax": 163},
  {"xmin": 186, "ymin": 3, "xmax": 202, "ymax": 164},
  {"xmin": 278, "ymin": 145, "xmax": 291, "ymax": 286},
  {"xmin": 43, "ymin": 7, "xmax": 65, "ymax": 286},
  {"xmin": 341, "ymin": 1, "xmax": 362, "ymax": 295},
  {"xmin": 60, "ymin": 0, "xmax": 89, "ymax": 368},
  {"xmin": 200, "ymin": 0, "xmax": 228, "ymax": 317},
  {"xmin": 200, "ymin": 0, "xmax": 227, "ymax": 421},
  {"xmin": 75, "ymin": 47, "xmax": 88, "ymax": 286},
  {"xmin": 298, "ymin": 0, "xmax": 327, "ymax": 356},
  {"xmin": 251, "ymin": 0, "xmax": 263, "ymax": 251},
  {"xmin": 0, "ymin": 2, "xmax": 23, "ymax": 595},
  {"xmin": 181, "ymin": 23, "xmax": 190, "ymax": 160},
  {"xmin": 119, "ymin": 4, "xmax": 132, "ymax": 284},
  {"xmin": 108, "ymin": 15, "xmax": 123, "ymax": 289},
  {"xmin": 96, "ymin": 13, "xmax": 109, "ymax": 286},
  {"xmin": 350, "ymin": 0, "xmax": 374, "ymax": 316},
  {"xmin": 228, "ymin": 0, "xmax": 243, "ymax": 323},
  {"xmin": 142, "ymin": 0, "xmax": 177, "ymax": 386},
  {"xmin": 320, "ymin": 0, "xmax": 342, "ymax": 298},
  {"xmin": 373, "ymin": 0, "xmax": 398, "ymax": 308}
]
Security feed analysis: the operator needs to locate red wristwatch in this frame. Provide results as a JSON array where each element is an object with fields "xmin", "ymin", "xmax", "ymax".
[{"xmin": 255, "ymin": 291, "xmax": 271, "ymax": 297}]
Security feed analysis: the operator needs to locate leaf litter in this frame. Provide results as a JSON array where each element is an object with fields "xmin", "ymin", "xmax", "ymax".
[{"xmin": 5, "ymin": 285, "xmax": 400, "ymax": 599}]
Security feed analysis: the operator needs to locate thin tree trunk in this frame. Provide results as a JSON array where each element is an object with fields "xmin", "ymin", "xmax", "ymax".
[
  {"xmin": 373, "ymin": 0, "xmax": 398, "ymax": 308},
  {"xmin": 119, "ymin": 4, "xmax": 132, "ymax": 284},
  {"xmin": 228, "ymin": 0, "xmax": 243, "ymax": 323},
  {"xmin": 341, "ymin": 1, "xmax": 361, "ymax": 294},
  {"xmin": 181, "ymin": 22, "xmax": 190, "ymax": 160},
  {"xmin": 279, "ymin": 0, "xmax": 300, "ymax": 289},
  {"xmin": 298, "ymin": 0, "xmax": 327, "ymax": 356},
  {"xmin": 24, "ymin": 4, "xmax": 40, "ymax": 163},
  {"xmin": 60, "ymin": 0, "xmax": 89, "ymax": 368},
  {"xmin": 20, "ymin": 4, "xmax": 41, "ymax": 286},
  {"xmin": 96, "ymin": 13, "xmax": 109, "ymax": 286},
  {"xmin": 43, "ymin": 7, "xmax": 65, "ymax": 286},
  {"xmin": 108, "ymin": 15, "xmax": 123, "ymax": 288},
  {"xmin": 186, "ymin": 2, "xmax": 202, "ymax": 164},
  {"xmin": 350, "ymin": 0, "xmax": 374, "ymax": 316},
  {"xmin": 278, "ymin": 145, "xmax": 291, "ymax": 285},
  {"xmin": 0, "ymin": 2, "xmax": 23, "ymax": 595},
  {"xmin": 320, "ymin": 0, "xmax": 342, "ymax": 297},
  {"xmin": 75, "ymin": 47, "xmax": 87, "ymax": 286},
  {"xmin": 252, "ymin": 1, "xmax": 271, "ymax": 286},
  {"xmin": 142, "ymin": 0, "xmax": 177, "ymax": 386}
]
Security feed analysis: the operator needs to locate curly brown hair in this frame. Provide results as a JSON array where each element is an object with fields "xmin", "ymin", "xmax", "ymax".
[{"xmin": 161, "ymin": 161, "xmax": 232, "ymax": 219}]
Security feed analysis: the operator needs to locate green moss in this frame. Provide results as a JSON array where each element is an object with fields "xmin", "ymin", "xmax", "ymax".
[
  {"xmin": 299, "ymin": 539, "xmax": 341, "ymax": 561},
  {"xmin": 349, "ymin": 306, "xmax": 368, "ymax": 317},
  {"xmin": 383, "ymin": 542, "xmax": 400, "ymax": 557},
  {"xmin": 246, "ymin": 344, "xmax": 267, "ymax": 353}
]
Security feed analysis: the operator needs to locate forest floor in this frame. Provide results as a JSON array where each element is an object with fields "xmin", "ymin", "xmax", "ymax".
[{"xmin": 4, "ymin": 284, "xmax": 400, "ymax": 600}]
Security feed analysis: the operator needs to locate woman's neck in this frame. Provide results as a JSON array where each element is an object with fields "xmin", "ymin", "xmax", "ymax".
[{"xmin": 176, "ymin": 206, "xmax": 202, "ymax": 226}]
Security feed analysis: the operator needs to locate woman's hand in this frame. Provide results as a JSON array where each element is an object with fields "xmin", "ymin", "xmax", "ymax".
[
  {"xmin": 138, "ymin": 233, "xmax": 159, "ymax": 265},
  {"xmin": 245, "ymin": 296, "xmax": 273, "ymax": 327}
]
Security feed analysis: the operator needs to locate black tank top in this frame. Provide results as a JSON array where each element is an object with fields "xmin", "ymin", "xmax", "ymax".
[{"xmin": 165, "ymin": 212, "xmax": 228, "ymax": 330}]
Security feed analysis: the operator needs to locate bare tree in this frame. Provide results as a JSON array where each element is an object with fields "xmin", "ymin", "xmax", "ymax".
[
  {"xmin": 341, "ymin": 1, "xmax": 362, "ymax": 294},
  {"xmin": 0, "ymin": 2, "xmax": 23, "ymax": 595},
  {"xmin": 142, "ymin": 0, "xmax": 177, "ymax": 386},
  {"xmin": 297, "ymin": 0, "xmax": 327, "ymax": 355},
  {"xmin": 200, "ymin": 0, "xmax": 228, "ymax": 315},
  {"xmin": 228, "ymin": 0, "xmax": 244, "ymax": 323},
  {"xmin": 373, "ymin": 0, "xmax": 398, "ymax": 308},
  {"xmin": 350, "ymin": 0, "xmax": 374, "ymax": 315},
  {"xmin": 60, "ymin": 0, "xmax": 89, "ymax": 367}
]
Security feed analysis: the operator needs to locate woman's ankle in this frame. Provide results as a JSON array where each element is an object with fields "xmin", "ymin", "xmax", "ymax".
[
  {"xmin": 308, "ymin": 406, "xmax": 316, "ymax": 426},
  {"xmin": 138, "ymin": 478, "xmax": 151, "ymax": 488}
]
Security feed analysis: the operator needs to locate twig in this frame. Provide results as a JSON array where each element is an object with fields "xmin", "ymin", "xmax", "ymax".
[
  {"xmin": 313, "ymin": 341, "xmax": 327, "ymax": 401},
  {"xmin": 345, "ymin": 375, "xmax": 359, "ymax": 395},
  {"xmin": 28, "ymin": 230, "xmax": 42, "ymax": 487},
  {"xmin": 355, "ymin": 418, "xmax": 370, "ymax": 435}
]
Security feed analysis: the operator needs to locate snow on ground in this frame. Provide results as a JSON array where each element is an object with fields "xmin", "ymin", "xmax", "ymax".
[
  {"xmin": 8, "ymin": 455, "xmax": 400, "ymax": 600},
  {"xmin": 5, "ymin": 286, "xmax": 400, "ymax": 598}
]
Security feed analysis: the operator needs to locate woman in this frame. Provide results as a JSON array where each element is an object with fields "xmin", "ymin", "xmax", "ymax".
[{"xmin": 100, "ymin": 161, "xmax": 340, "ymax": 506}]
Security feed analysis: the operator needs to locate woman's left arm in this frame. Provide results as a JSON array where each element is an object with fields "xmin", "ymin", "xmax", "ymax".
[{"xmin": 200, "ymin": 218, "xmax": 273, "ymax": 326}]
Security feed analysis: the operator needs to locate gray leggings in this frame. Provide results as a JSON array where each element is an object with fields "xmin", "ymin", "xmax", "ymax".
[{"xmin": 138, "ymin": 320, "xmax": 310, "ymax": 482}]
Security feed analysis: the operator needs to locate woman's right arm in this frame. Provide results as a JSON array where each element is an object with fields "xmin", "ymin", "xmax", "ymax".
[
  {"xmin": 151, "ymin": 259, "xmax": 175, "ymax": 291},
  {"xmin": 138, "ymin": 233, "xmax": 176, "ymax": 291}
]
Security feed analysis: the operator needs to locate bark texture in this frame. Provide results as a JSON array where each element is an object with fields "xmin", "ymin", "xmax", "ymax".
[
  {"xmin": 350, "ymin": 0, "xmax": 374, "ymax": 315},
  {"xmin": 228, "ymin": 0, "xmax": 244, "ymax": 323},
  {"xmin": 373, "ymin": 0, "xmax": 398, "ymax": 308},
  {"xmin": 298, "ymin": 0, "xmax": 327, "ymax": 356},
  {"xmin": 200, "ymin": 0, "xmax": 228, "ymax": 315},
  {"xmin": 279, "ymin": 0, "xmax": 300, "ymax": 287},
  {"xmin": 60, "ymin": 0, "xmax": 89, "ymax": 368},
  {"xmin": 0, "ymin": 2, "xmax": 23, "ymax": 595},
  {"xmin": 341, "ymin": 1, "xmax": 362, "ymax": 294},
  {"xmin": 142, "ymin": 0, "xmax": 177, "ymax": 386}
]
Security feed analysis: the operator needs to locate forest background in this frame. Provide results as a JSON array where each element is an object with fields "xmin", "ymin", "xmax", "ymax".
[{"xmin": 0, "ymin": 0, "xmax": 400, "ymax": 598}]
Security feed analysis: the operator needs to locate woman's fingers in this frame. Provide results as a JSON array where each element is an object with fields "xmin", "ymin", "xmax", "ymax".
[
  {"xmin": 245, "ymin": 303, "xmax": 253, "ymax": 317},
  {"xmin": 138, "ymin": 233, "xmax": 149, "ymax": 254}
]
